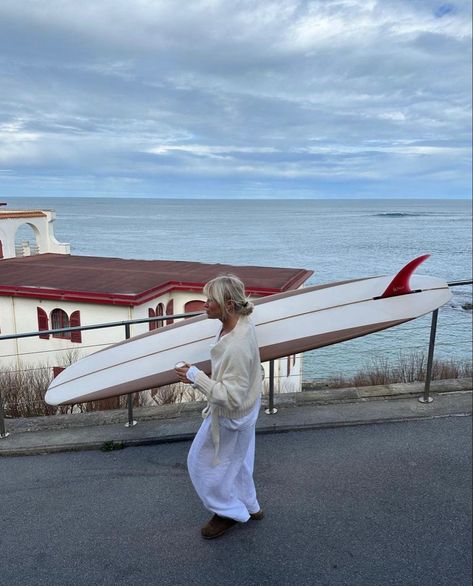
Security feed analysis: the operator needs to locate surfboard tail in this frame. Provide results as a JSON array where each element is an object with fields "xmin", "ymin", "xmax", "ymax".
[{"xmin": 378, "ymin": 254, "xmax": 431, "ymax": 299}]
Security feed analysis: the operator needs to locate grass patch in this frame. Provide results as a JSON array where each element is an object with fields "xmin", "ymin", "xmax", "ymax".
[{"xmin": 101, "ymin": 440, "xmax": 125, "ymax": 452}]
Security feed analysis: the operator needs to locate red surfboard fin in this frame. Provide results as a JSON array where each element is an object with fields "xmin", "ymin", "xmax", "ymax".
[{"xmin": 378, "ymin": 254, "xmax": 431, "ymax": 299}]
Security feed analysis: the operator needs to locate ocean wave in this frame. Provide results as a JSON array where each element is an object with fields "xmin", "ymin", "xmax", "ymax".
[
  {"xmin": 448, "ymin": 292, "xmax": 473, "ymax": 312},
  {"xmin": 373, "ymin": 212, "xmax": 427, "ymax": 218},
  {"xmin": 449, "ymin": 299, "xmax": 473, "ymax": 309}
]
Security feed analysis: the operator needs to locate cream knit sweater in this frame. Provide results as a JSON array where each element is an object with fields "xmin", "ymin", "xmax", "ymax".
[{"xmin": 193, "ymin": 315, "xmax": 262, "ymax": 463}]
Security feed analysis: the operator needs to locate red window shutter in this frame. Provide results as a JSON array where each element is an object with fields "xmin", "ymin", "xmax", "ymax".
[
  {"xmin": 37, "ymin": 307, "xmax": 50, "ymax": 339},
  {"xmin": 148, "ymin": 308, "xmax": 156, "ymax": 331},
  {"xmin": 166, "ymin": 300, "xmax": 174, "ymax": 325},
  {"xmin": 70, "ymin": 311, "xmax": 82, "ymax": 343},
  {"xmin": 53, "ymin": 366, "xmax": 65, "ymax": 378},
  {"xmin": 0, "ymin": 240, "xmax": 3, "ymax": 259}
]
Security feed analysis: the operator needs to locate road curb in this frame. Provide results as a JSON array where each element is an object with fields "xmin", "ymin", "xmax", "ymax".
[{"xmin": 1, "ymin": 388, "xmax": 471, "ymax": 457}]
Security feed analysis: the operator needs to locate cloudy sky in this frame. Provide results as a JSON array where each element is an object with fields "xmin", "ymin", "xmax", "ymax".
[{"xmin": 0, "ymin": 0, "xmax": 471, "ymax": 199}]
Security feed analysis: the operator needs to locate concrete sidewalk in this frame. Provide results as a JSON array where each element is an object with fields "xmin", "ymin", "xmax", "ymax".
[{"xmin": 1, "ymin": 378, "xmax": 471, "ymax": 457}]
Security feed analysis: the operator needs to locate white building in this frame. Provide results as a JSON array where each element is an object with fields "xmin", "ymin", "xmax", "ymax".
[{"xmin": 0, "ymin": 203, "xmax": 313, "ymax": 395}]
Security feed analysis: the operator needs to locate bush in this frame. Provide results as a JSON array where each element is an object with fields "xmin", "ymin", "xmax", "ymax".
[
  {"xmin": 149, "ymin": 383, "xmax": 205, "ymax": 405},
  {"xmin": 0, "ymin": 362, "xmax": 150, "ymax": 418},
  {"xmin": 0, "ymin": 367, "xmax": 57, "ymax": 418},
  {"xmin": 321, "ymin": 351, "xmax": 472, "ymax": 389}
]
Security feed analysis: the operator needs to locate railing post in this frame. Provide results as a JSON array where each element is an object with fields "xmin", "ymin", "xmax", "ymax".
[
  {"xmin": 265, "ymin": 359, "xmax": 278, "ymax": 415},
  {"xmin": 124, "ymin": 323, "xmax": 137, "ymax": 427},
  {"xmin": 0, "ymin": 392, "xmax": 10, "ymax": 439},
  {"xmin": 419, "ymin": 309, "xmax": 438, "ymax": 404}
]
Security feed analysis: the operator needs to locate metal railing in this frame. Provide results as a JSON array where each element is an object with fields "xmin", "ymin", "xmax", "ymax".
[
  {"xmin": 418, "ymin": 279, "xmax": 472, "ymax": 403},
  {"xmin": 0, "ymin": 311, "xmax": 202, "ymax": 342},
  {"xmin": 1, "ymin": 279, "xmax": 472, "ymax": 439}
]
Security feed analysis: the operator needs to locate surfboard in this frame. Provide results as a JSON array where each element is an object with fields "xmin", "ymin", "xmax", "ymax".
[{"xmin": 45, "ymin": 255, "xmax": 452, "ymax": 406}]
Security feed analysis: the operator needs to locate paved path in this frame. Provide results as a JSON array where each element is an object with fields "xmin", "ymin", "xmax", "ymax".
[{"xmin": 2, "ymin": 417, "xmax": 471, "ymax": 586}]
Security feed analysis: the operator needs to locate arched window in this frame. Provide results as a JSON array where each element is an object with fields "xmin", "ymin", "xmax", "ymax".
[
  {"xmin": 50, "ymin": 309, "xmax": 71, "ymax": 339},
  {"xmin": 14, "ymin": 223, "xmax": 40, "ymax": 256},
  {"xmin": 184, "ymin": 300, "xmax": 205, "ymax": 318},
  {"xmin": 148, "ymin": 303, "xmax": 165, "ymax": 331},
  {"xmin": 156, "ymin": 303, "xmax": 164, "ymax": 327}
]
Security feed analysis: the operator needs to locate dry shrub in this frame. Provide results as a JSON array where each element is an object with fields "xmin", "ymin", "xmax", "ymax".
[
  {"xmin": 0, "ymin": 351, "xmax": 85, "ymax": 417},
  {"xmin": 0, "ymin": 359, "xmax": 202, "ymax": 418},
  {"xmin": 68, "ymin": 391, "xmax": 151, "ymax": 413},
  {"xmin": 0, "ymin": 355, "xmax": 145, "ymax": 417},
  {"xmin": 324, "ymin": 351, "xmax": 472, "ymax": 389},
  {"xmin": 149, "ymin": 383, "xmax": 204, "ymax": 405},
  {"xmin": 0, "ymin": 366, "xmax": 56, "ymax": 418}
]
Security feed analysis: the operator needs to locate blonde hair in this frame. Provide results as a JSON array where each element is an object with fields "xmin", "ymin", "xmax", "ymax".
[{"xmin": 204, "ymin": 274, "xmax": 254, "ymax": 319}]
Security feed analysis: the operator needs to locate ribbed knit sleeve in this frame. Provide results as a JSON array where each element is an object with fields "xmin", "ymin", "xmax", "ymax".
[
  {"xmin": 194, "ymin": 345, "xmax": 254, "ymax": 412},
  {"xmin": 191, "ymin": 316, "xmax": 262, "ymax": 418}
]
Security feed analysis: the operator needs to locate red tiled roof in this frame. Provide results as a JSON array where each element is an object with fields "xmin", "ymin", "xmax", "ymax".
[{"xmin": 0, "ymin": 254, "xmax": 313, "ymax": 306}]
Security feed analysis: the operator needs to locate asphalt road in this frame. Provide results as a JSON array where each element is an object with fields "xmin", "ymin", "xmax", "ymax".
[{"xmin": 2, "ymin": 417, "xmax": 472, "ymax": 586}]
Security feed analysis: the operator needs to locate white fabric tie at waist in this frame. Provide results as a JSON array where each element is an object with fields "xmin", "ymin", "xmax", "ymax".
[{"xmin": 202, "ymin": 403, "xmax": 221, "ymax": 466}]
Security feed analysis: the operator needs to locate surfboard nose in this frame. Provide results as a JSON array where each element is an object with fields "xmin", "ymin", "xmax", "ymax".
[
  {"xmin": 45, "ymin": 369, "xmax": 69, "ymax": 405},
  {"xmin": 44, "ymin": 385, "xmax": 61, "ymax": 406}
]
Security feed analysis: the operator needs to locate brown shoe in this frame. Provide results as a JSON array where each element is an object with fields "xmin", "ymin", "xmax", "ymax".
[
  {"xmin": 201, "ymin": 514, "xmax": 238, "ymax": 539},
  {"xmin": 249, "ymin": 510, "xmax": 264, "ymax": 521}
]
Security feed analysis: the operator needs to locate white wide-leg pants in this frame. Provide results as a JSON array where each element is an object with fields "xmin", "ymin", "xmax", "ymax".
[{"xmin": 187, "ymin": 398, "xmax": 261, "ymax": 523}]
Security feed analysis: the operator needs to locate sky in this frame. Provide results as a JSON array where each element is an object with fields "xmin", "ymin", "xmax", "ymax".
[{"xmin": 0, "ymin": 0, "xmax": 471, "ymax": 199}]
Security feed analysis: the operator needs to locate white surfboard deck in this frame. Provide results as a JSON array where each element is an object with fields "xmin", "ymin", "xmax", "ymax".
[{"xmin": 45, "ymin": 265, "xmax": 452, "ymax": 406}]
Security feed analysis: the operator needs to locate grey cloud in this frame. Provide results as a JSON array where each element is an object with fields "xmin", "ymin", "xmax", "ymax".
[{"xmin": 0, "ymin": 0, "xmax": 471, "ymax": 198}]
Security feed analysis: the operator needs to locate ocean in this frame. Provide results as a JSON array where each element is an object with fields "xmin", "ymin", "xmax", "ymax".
[{"xmin": 7, "ymin": 197, "xmax": 473, "ymax": 381}]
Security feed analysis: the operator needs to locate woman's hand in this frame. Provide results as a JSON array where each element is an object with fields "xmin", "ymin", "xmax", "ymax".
[{"xmin": 175, "ymin": 362, "xmax": 192, "ymax": 383}]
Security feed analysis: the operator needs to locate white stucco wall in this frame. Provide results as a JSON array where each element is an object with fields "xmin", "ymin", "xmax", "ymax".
[
  {"xmin": 0, "ymin": 296, "xmax": 18, "ymax": 369},
  {"xmin": 0, "ymin": 296, "xmax": 131, "ymax": 373}
]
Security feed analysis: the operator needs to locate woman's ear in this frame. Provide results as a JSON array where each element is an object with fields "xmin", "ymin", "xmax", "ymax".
[{"xmin": 225, "ymin": 299, "xmax": 235, "ymax": 313}]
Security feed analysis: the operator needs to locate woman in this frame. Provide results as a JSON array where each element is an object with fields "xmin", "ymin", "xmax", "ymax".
[{"xmin": 175, "ymin": 274, "xmax": 264, "ymax": 539}]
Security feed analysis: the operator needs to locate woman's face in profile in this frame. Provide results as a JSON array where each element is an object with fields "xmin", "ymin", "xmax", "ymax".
[
  {"xmin": 204, "ymin": 297, "xmax": 234, "ymax": 320},
  {"xmin": 204, "ymin": 298, "xmax": 222, "ymax": 320}
]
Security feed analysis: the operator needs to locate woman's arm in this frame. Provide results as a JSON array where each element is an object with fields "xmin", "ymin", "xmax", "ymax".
[
  {"xmin": 174, "ymin": 355, "xmax": 251, "ymax": 410},
  {"xmin": 193, "ymin": 350, "xmax": 253, "ymax": 411}
]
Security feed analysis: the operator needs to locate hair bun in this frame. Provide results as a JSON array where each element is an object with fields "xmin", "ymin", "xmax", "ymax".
[{"xmin": 239, "ymin": 299, "xmax": 254, "ymax": 316}]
